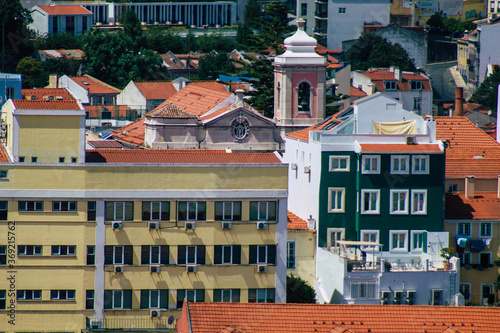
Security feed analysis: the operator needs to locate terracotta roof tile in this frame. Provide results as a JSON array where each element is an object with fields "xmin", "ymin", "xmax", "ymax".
[
  {"xmin": 286, "ymin": 108, "xmax": 347, "ymax": 142},
  {"xmin": 350, "ymin": 86, "xmax": 367, "ymax": 97},
  {"xmin": 85, "ymin": 149, "xmax": 282, "ymax": 164},
  {"xmin": 22, "ymin": 88, "xmax": 75, "ymax": 101},
  {"xmin": 87, "ymin": 140, "xmax": 123, "ymax": 149},
  {"xmin": 188, "ymin": 81, "xmax": 229, "ymax": 92},
  {"xmin": 362, "ymin": 69, "xmax": 431, "ymax": 92},
  {"xmin": 360, "ymin": 143, "xmax": 442, "ymax": 153},
  {"xmin": 198, "ymin": 105, "xmax": 231, "ymax": 121},
  {"xmin": 134, "ymin": 81, "xmax": 178, "ymax": 100},
  {"xmin": 445, "ymin": 193, "xmax": 500, "ymax": 220},
  {"xmin": 11, "ymin": 100, "xmax": 82, "ymax": 110},
  {"xmin": 70, "ymin": 75, "xmax": 120, "ymax": 94},
  {"xmin": 182, "ymin": 302, "xmax": 500, "ymax": 333},
  {"xmin": 146, "ymin": 102, "xmax": 197, "ymax": 119},
  {"xmin": 287, "ymin": 211, "xmax": 313, "ymax": 231},
  {"xmin": 39, "ymin": 49, "xmax": 84, "ymax": 60},
  {"xmin": 445, "ymin": 158, "xmax": 500, "ymax": 178},
  {"xmin": 85, "ymin": 105, "xmax": 132, "ymax": 119},
  {"xmin": 0, "ymin": 145, "xmax": 10, "ymax": 162},
  {"xmin": 111, "ymin": 118, "xmax": 145, "ymax": 147},
  {"xmin": 37, "ymin": 5, "xmax": 92, "ymax": 15}
]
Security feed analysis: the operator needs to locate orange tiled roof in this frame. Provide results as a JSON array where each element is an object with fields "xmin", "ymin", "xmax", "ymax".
[
  {"xmin": 188, "ymin": 81, "xmax": 229, "ymax": 92},
  {"xmin": 327, "ymin": 64, "xmax": 342, "ymax": 69},
  {"xmin": 134, "ymin": 81, "xmax": 178, "ymax": 100},
  {"xmin": 315, "ymin": 44, "xmax": 342, "ymax": 54},
  {"xmin": 198, "ymin": 105, "xmax": 231, "ymax": 121},
  {"xmin": 39, "ymin": 49, "xmax": 84, "ymax": 59},
  {"xmin": 287, "ymin": 211, "xmax": 312, "ymax": 231},
  {"xmin": 445, "ymin": 193, "xmax": 500, "ymax": 220},
  {"xmin": 22, "ymin": 88, "xmax": 75, "ymax": 101},
  {"xmin": 350, "ymin": 86, "xmax": 367, "ymax": 97},
  {"xmin": 111, "ymin": 117, "xmax": 145, "ymax": 146},
  {"xmin": 70, "ymin": 75, "xmax": 121, "ymax": 95},
  {"xmin": 181, "ymin": 302, "xmax": 500, "ymax": 333},
  {"xmin": 286, "ymin": 108, "xmax": 348, "ymax": 142},
  {"xmin": 85, "ymin": 105, "xmax": 132, "ymax": 119},
  {"xmin": 146, "ymin": 102, "xmax": 197, "ymax": 119},
  {"xmin": 0, "ymin": 145, "xmax": 10, "ymax": 163},
  {"xmin": 87, "ymin": 140, "xmax": 123, "ymax": 149},
  {"xmin": 85, "ymin": 149, "xmax": 282, "ymax": 164},
  {"xmin": 37, "ymin": 5, "xmax": 92, "ymax": 15},
  {"xmin": 362, "ymin": 69, "xmax": 431, "ymax": 92},
  {"xmin": 360, "ymin": 143, "xmax": 442, "ymax": 153},
  {"xmin": 11, "ymin": 100, "xmax": 82, "ymax": 110}
]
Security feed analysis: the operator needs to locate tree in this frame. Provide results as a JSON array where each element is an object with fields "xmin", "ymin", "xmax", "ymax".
[
  {"xmin": 195, "ymin": 33, "xmax": 237, "ymax": 53},
  {"xmin": 256, "ymin": 1, "xmax": 294, "ymax": 53},
  {"xmin": 33, "ymin": 32, "xmax": 82, "ymax": 50},
  {"xmin": 470, "ymin": 66, "xmax": 500, "ymax": 112},
  {"xmin": 244, "ymin": 0, "xmax": 260, "ymax": 29},
  {"xmin": 15, "ymin": 56, "xmax": 47, "ymax": 88},
  {"xmin": 427, "ymin": 12, "xmax": 477, "ymax": 37},
  {"xmin": 343, "ymin": 33, "xmax": 417, "ymax": 72},
  {"xmin": 287, "ymin": 275, "xmax": 316, "ymax": 303},
  {"xmin": 241, "ymin": 57, "xmax": 274, "ymax": 118},
  {"xmin": 144, "ymin": 28, "xmax": 185, "ymax": 54},
  {"xmin": 197, "ymin": 52, "xmax": 235, "ymax": 80},
  {"xmin": 119, "ymin": 8, "xmax": 145, "ymax": 49},
  {"xmin": 43, "ymin": 57, "xmax": 83, "ymax": 77}
]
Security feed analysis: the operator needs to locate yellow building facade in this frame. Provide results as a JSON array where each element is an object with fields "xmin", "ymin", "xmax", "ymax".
[{"xmin": 0, "ymin": 100, "xmax": 288, "ymax": 332}]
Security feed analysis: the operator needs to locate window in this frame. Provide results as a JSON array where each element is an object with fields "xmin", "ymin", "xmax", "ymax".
[
  {"xmin": 250, "ymin": 201, "xmax": 277, "ymax": 221},
  {"xmin": 361, "ymin": 190, "xmax": 380, "ymax": 214},
  {"xmin": 177, "ymin": 289, "xmax": 204, "ymax": 309},
  {"xmin": 0, "ymin": 171, "xmax": 7, "ymax": 179},
  {"xmin": 52, "ymin": 16, "xmax": 58, "ymax": 33},
  {"xmin": 360, "ymin": 230, "xmax": 379, "ymax": 251},
  {"xmin": 140, "ymin": 290, "xmax": 169, "ymax": 309},
  {"xmin": 351, "ymin": 282, "xmax": 376, "ymax": 299},
  {"xmin": 105, "ymin": 201, "xmax": 134, "ymax": 221},
  {"xmin": 51, "ymin": 245, "xmax": 76, "ymax": 256},
  {"xmin": 389, "ymin": 230, "xmax": 408, "ymax": 251},
  {"xmin": 328, "ymin": 188, "xmax": 345, "ymax": 213},
  {"xmin": 481, "ymin": 285, "xmax": 494, "ymax": 305},
  {"xmin": 459, "ymin": 284, "xmax": 470, "ymax": 301},
  {"xmin": 71, "ymin": 157, "xmax": 77, "ymax": 163},
  {"xmin": 286, "ymin": 240, "xmax": 296, "ymax": 269},
  {"xmin": 297, "ymin": 82, "xmax": 311, "ymax": 112},
  {"xmin": 390, "ymin": 190, "xmax": 408, "ymax": 214},
  {"xmin": 104, "ymin": 290, "xmax": 132, "ymax": 309},
  {"xmin": 249, "ymin": 245, "xmax": 276, "ymax": 264},
  {"xmin": 31, "ymin": 157, "xmax": 37, "ymax": 163},
  {"xmin": 141, "ymin": 245, "xmax": 169, "ymax": 265},
  {"xmin": 214, "ymin": 201, "xmax": 242, "ymax": 221},
  {"xmin": 19, "ymin": 156, "xmax": 25, "ymax": 163},
  {"xmin": 87, "ymin": 201, "xmax": 96, "ymax": 221},
  {"xmin": 480, "ymin": 223, "xmax": 492, "ymax": 237},
  {"xmin": 0, "ymin": 246, "xmax": 5, "ymax": 265},
  {"xmin": 178, "ymin": 201, "xmax": 206, "ymax": 221},
  {"xmin": 361, "ymin": 155, "xmax": 380, "ymax": 174},
  {"xmin": 301, "ymin": 3, "xmax": 307, "ymax": 15},
  {"xmin": 384, "ymin": 81, "xmax": 397, "ymax": 90},
  {"xmin": 87, "ymin": 246, "xmax": 95, "ymax": 265},
  {"xmin": 214, "ymin": 245, "xmax": 241, "ymax": 265},
  {"xmin": 413, "ymin": 98, "xmax": 421, "ymax": 111},
  {"xmin": 448, "ymin": 184, "xmax": 458, "ymax": 193},
  {"xmin": 142, "ymin": 201, "xmax": 170, "ymax": 221},
  {"xmin": 66, "ymin": 16, "xmax": 75, "ymax": 34},
  {"xmin": 0, "ymin": 290, "xmax": 5, "ymax": 309},
  {"xmin": 103, "ymin": 97, "xmax": 111, "ymax": 105},
  {"xmin": 457, "ymin": 222, "xmax": 471, "ymax": 236},
  {"xmin": 177, "ymin": 245, "xmax": 205, "ymax": 265},
  {"xmin": 338, "ymin": 7, "xmax": 346, "ymax": 13},
  {"xmin": 18, "ymin": 245, "xmax": 42, "ymax": 255},
  {"xmin": 391, "ymin": 155, "xmax": 409, "ymax": 174},
  {"xmin": 412, "ymin": 155, "xmax": 429, "ymax": 174},
  {"xmin": 411, "ymin": 231, "xmax": 425, "ymax": 251},
  {"xmin": 410, "ymin": 81, "xmax": 422, "ymax": 90},
  {"xmin": 52, "ymin": 201, "xmax": 77, "ymax": 211},
  {"xmin": 50, "ymin": 290, "xmax": 75, "ymax": 300},
  {"xmin": 458, "ymin": 252, "xmax": 471, "ymax": 266},
  {"xmin": 86, "ymin": 290, "xmax": 94, "ymax": 310},
  {"xmin": 0, "ymin": 201, "xmax": 7, "ymax": 220},
  {"xmin": 18, "ymin": 201, "xmax": 43, "ymax": 211},
  {"xmin": 104, "ymin": 245, "xmax": 133, "ymax": 265},
  {"xmin": 411, "ymin": 190, "xmax": 427, "ymax": 215},
  {"xmin": 17, "ymin": 290, "xmax": 42, "ymax": 300},
  {"xmin": 59, "ymin": 157, "xmax": 65, "ymax": 163},
  {"xmin": 327, "ymin": 228, "xmax": 345, "ymax": 249},
  {"xmin": 248, "ymin": 289, "xmax": 275, "ymax": 303},
  {"xmin": 480, "ymin": 252, "xmax": 491, "ymax": 266},
  {"xmin": 213, "ymin": 289, "xmax": 240, "ymax": 302},
  {"xmin": 329, "ymin": 156, "xmax": 350, "ymax": 172}
]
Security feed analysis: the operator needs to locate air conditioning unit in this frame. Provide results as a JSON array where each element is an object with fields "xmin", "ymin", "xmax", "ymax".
[
  {"xmin": 150, "ymin": 309, "xmax": 162, "ymax": 318},
  {"xmin": 257, "ymin": 263, "xmax": 268, "ymax": 273},
  {"xmin": 393, "ymin": 300, "xmax": 401, "ymax": 305},
  {"xmin": 380, "ymin": 300, "xmax": 389, "ymax": 305},
  {"xmin": 114, "ymin": 265, "xmax": 124, "ymax": 273},
  {"xmin": 90, "ymin": 319, "xmax": 103, "ymax": 329},
  {"xmin": 186, "ymin": 264, "xmax": 197, "ymax": 273},
  {"xmin": 394, "ymin": 291, "xmax": 403, "ymax": 299},
  {"xmin": 148, "ymin": 222, "xmax": 159, "ymax": 230},
  {"xmin": 407, "ymin": 291, "xmax": 416, "ymax": 299},
  {"xmin": 112, "ymin": 221, "xmax": 123, "ymax": 230},
  {"xmin": 150, "ymin": 265, "xmax": 161, "ymax": 273},
  {"xmin": 381, "ymin": 291, "xmax": 391, "ymax": 299},
  {"xmin": 222, "ymin": 222, "xmax": 232, "ymax": 230},
  {"xmin": 185, "ymin": 221, "xmax": 196, "ymax": 230},
  {"xmin": 290, "ymin": 163, "xmax": 297, "ymax": 170},
  {"xmin": 304, "ymin": 166, "xmax": 311, "ymax": 173},
  {"xmin": 257, "ymin": 221, "xmax": 267, "ymax": 230},
  {"xmin": 406, "ymin": 299, "xmax": 414, "ymax": 305},
  {"xmin": 406, "ymin": 136, "xmax": 416, "ymax": 145}
]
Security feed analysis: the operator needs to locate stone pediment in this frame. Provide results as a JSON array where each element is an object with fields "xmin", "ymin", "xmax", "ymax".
[{"xmin": 202, "ymin": 103, "xmax": 276, "ymax": 128}]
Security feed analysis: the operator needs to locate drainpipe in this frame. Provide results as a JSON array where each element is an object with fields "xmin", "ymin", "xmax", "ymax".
[{"xmin": 355, "ymin": 154, "xmax": 360, "ymax": 240}]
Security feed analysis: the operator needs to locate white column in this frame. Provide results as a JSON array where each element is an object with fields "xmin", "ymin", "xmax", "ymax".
[{"xmin": 94, "ymin": 200, "xmax": 106, "ymax": 320}]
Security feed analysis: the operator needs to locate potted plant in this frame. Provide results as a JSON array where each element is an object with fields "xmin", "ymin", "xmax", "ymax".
[{"xmin": 440, "ymin": 247, "xmax": 455, "ymax": 270}]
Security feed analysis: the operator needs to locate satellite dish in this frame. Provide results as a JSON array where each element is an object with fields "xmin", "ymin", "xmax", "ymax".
[
  {"xmin": 168, "ymin": 316, "xmax": 175, "ymax": 325},
  {"xmin": 488, "ymin": 110, "xmax": 492, "ymax": 115}
]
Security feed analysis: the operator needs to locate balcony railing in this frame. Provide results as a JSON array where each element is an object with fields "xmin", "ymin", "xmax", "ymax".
[
  {"xmin": 314, "ymin": 11, "xmax": 328, "ymax": 18},
  {"xmin": 87, "ymin": 318, "xmax": 176, "ymax": 332}
]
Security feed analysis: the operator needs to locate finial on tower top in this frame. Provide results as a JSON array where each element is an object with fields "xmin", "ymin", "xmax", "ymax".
[{"xmin": 297, "ymin": 18, "xmax": 305, "ymax": 30}]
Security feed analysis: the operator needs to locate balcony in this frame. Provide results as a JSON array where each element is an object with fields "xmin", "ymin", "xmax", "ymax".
[
  {"xmin": 315, "ymin": 0, "xmax": 328, "ymax": 4},
  {"xmin": 313, "ymin": 28, "xmax": 328, "ymax": 36},
  {"xmin": 86, "ymin": 318, "xmax": 176, "ymax": 332},
  {"xmin": 314, "ymin": 11, "xmax": 328, "ymax": 19}
]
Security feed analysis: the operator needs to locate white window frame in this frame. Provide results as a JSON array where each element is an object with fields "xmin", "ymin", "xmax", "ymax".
[
  {"xmin": 186, "ymin": 245, "xmax": 199, "ymax": 265},
  {"xmin": 412, "ymin": 155, "xmax": 429, "ymax": 174},
  {"xmin": 214, "ymin": 289, "xmax": 239, "ymax": 302},
  {"xmin": 481, "ymin": 284, "xmax": 494, "ymax": 305},
  {"xmin": 458, "ymin": 252, "xmax": 471, "ymax": 266},
  {"xmin": 480, "ymin": 222, "xmax": 492, "ymax": 237},
  {"xmin": 18, "ymin": 245, "xmax": 42, "ymax": 255},
  {"xmin": 51, "ymin": 245, "xmax": 76, "ymax": 256},
  {"xmin": 215, "ymin": 201, "xmax": 241, "ymax": 221},
  {"xmin": 17, "ymin": 290, "xmax": 42, "ymax": 300},
  {"xmin": 50, "ymin": 290, "xmax": 75, "ymax": 300},
  {"xmin": 150, "ymin": 245, "xmax": 161, "ymax": 265},
  {"xmin": 390, "ymin": 189, "xmax": 409, "ymax": 214},
  {"xmin": 112, "ymin": 201, "xmax": 127, "ymax": 220},
  {"xmin": 328, "ymin": 187, "xmax": 345, "ymax": 213},
  {"xmin": 361, "ymin": 155, "xmax": 380, "ymax": 174},
  {"xmin": 327, "ymin": 228, "xmax": 345, "ymax": 249},
  {"xmin": 389, "ymin": 230, "xmax": 408, "ymax": 252},
  {"xmin": 147, "ymin": 290, "xmax": 161, "ymax": 308},
  {"xmin": 360, "ymin": 230, "xmax": 380, "ymax": 251},
  {"xmin": 338, "ymin": 7, "xmax": 346, "ymax": 14},
  {"xmin": 479, "ymin": 252, "xmax": 491, "ymax": 266},
  {"xmin": 457, "ymin": 222, "xmax": 471, "ymax": 236},
  {"xmin": 411, "ymin": 190, "xmax": 427, "ymax": 215},
  {"xmin": 220, "ymin": 245, "xmax": 234, "ymax": 264},
  {"xmin": 410, "ymin": 230, "xmax": 425, "ymax": 252},
  {"xmin": 413, "ymin": 98, "xmax": 421, "ymax": 111},
  {"xmin": 361, "ymin": 189, "xmax": 380, "ymax": 214},
  {"xmin": 350, "ymin": 282, "xmax": 377, "ymax": 299},
  {"xmin": 384, "ymin": 81, "xmax": 397, "ymax": 90},
  {"xmin": 113, "ymin": 246, "xmax": 125, "ymax": 265},
  {"xmin": 112, "ymin": 290, "xmax": 125, "ymax": 309},
  {"xmin": 410, "ymin": 80, "xmax": 422, "ymax": 90},
  {"xmin": 459, "ymin": 283, "xmax": 471, "ymax": 301},
  {"xmin": 286, "ymin": 240, "xmax": 296, "ymax": 269},
  {"xmin": 329, "ymin": 155, "xmax": 350, "ymax": 172},
  {"xmin": 390, "ymin": 155, "xmax": 409, "ymax": 174}
]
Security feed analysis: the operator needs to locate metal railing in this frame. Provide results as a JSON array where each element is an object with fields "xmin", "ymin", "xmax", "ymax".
[{"xmin": 87, "ymin": 318, "xmax": 175, "ymax": 331}]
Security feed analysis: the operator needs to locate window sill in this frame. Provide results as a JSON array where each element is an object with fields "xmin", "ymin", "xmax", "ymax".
[
  {"xmin": 390, "ymin": 211, "xmax": 409, "ymax": 215},
  {"xmin": 390, "ymin": 171, "xmax": 409, "ymax": 175},
  {"xmin": 361, "ymin": 211, "xmax": 380, "ymax": 215},
  {"xmin": 411, "ymin": 212, "xmax": 427, "ymax": 216}
]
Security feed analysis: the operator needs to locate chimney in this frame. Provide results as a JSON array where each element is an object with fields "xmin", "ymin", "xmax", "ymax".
[
  {"xmin": 48, "ymin": 75, "xmax": 59, "ymax": 88},
  {"xmin": 235, "ymin": 89, "xmax": 244, "ymax": 106},
  {"xmin": 455, "ymin": 87, "xmax": 464, "ymax": 116},
  {"xmin": 367, "ymin": 83, "xmax": 375, "ymax": 95},
  {"xmin": 465, "ymin": 176, "xmax": 475, "ymax": 199},
  {"xmin": 394, "ymin": 68, "xmax": 402, "ymax": 82}
]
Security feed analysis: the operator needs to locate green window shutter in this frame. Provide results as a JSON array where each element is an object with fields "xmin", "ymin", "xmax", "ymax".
[
  {"xmin": 124, "ymin": 246, "xmax": 133, "ymax": 265},
  {"xmin": 105, "ymin": 202, "xmax": 113, "ymax": 221},
  {"xmin": 142, "ymin": 202, "xmax": 150, "ymax": 221},
  {"xmin": 268, "ymin": 202, "xmax": 277, "ymax": 221},
  {"xmin": 198, "ymin": 202, "xmax": 206, "ymax": 220},
  {"xmin": 233, "ymin": 289, "xmax": 240, "ymax": 302},
  {"xmin": 196, "ymin": 289, "xmax": 205, "ymax": 302},
  {"xmin": 160, "ymin": 246, "xmax": 169, "ymax": 265},
  {"xmin": 267, "ymin": 289, "xmax": 275, "ymax": 303},
  {"xmin": 214, "ymin": 202, "xmax": 222, "ymax": 221},
  {"xmin": 178, "ymin": 246, "xmax": 186, "ymax": 265},
  {"xmin": 233, "ymin": 245, "xmax": 241, "ymax": 264},
  {"xmin": 104, "ymin": 290, "xmax": 112, "ymax": 309},
  {"xmin": 423, "ymin": 232, "xmax": 428, "ymax": 253},
  {"xmin": 249, "ymin": 202, "xmax": 258, "ymax": 220},
  {"xmin": 213, "ymin": 289, "xmax": 221, "ymax": 302},
  {"xmin": 214, "ymin": 245, "xmax": 222, "ymax": 264},
  {"xmin": 249, "ymin": 245, "xmax": 257, "ymax": 264},
  {"xmin": 140, "ymin": 290, "xmax": 149, "ymax": 309},
  {"xmin": 104, "ymin": 246, "xmax": 113, "ymax": 265},
  {"xmin": 267, "ymin": 245, "xmax": 276, "ymax": 265},
  {"xmin": 161, "ymin": 202, "xmax": 170, "ymax": 221},
  {"xmin": 125, "ymin": 202, "xmax": 134, "ymax": 221},
  {"xmin": 178, "ymin": 202, "xmax": 187, "ymax": 220},
  {"xmin": 160, "ymin": 290, "xmax": 168, "ymax": 308},
  {"xmin": 141, "ymin": 246, "xmax": 149, "ymax": 265},
  {"xmin": 197, "ymin": 245, "xmax": 206, "ymax": 265},
  {"xmin": 123, "ymin": 290, "xmax": 132, "ymax": 309}
]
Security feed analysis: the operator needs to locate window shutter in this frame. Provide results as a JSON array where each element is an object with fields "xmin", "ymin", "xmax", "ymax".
[
  {"xmin": 104, "ymin": 246, "xmax": 113, "ymax": 265},
  {"xmin": 123, "ymin": 290, "xmax": 132, "ymax": 309},
  {"xmin": 161, "ymin": 202, "xmax": 170, "ymax": 221},
  {"xmin": 197, "ymin": 245, "xmax": 206, "ymax": 265},
  {"xmin": 249, "ymin": 245, "xmax": 257, "ymax": 264},
  {"xmin": 160, "ymin": 290, "xmax": 168, "ymax": 308},
  {"xmin": 140, "ymin": 290, "xmax": 149, "ymax": 309},
  {"xmin": 196, "ymin": 289, "xmax": 205, "ymax": 302},
  {"xmin": 178, "ymin": 202, "xmax": 187, "ymax": 220},
  {"xmin": 141, "ymin": 246, "xmax": 149, "ymax": 265},
  {"xmin": 124, "ymin": 246, "xmax": 133, "ymax": 265},
  {"xmin": 233, "ymin": 245, "xmax": 241, "ymax": 264},
  {"xmin": 142, "ymin": 202, "xmax": 150, "ymax": 221},
  {"xmin": 177, "ymin": 246, "xmax": 186, "ymax": 265},
  {"xmin": 249, "ymin": 202, "xmax": 257, "ymax": 220},
  {"xmin": 214, "ymin": 245, "xmax": 222, "ymax": 265},
  {"xmin": 125, "ymin": 202, "xmax": 134, "ymax": 221},
  {"xmin": 160, "ymin": 246, "xmax": 169, "ymax": 265},
  {"xmin": 213, "ymin": 289, "xmax": 221, "ymax": 302},
  {"xmin": 104, "ymin": 290, "xmax": 112, "ymax": 309},
  {"xmin": 267, "ymin": 245, "xmax": 276, "ymax": 265},
  {"xmin": 104, "ymin": 202, "xmax": 114, "ymax": 221},
  {"xmin": 198, "ymin": 202, "xmax": 206, "ymax": 221}
]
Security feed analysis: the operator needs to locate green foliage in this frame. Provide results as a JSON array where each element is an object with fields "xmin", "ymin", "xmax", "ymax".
[
  {"xmin": 440, "ymin": 247, "xmax": 455, "ymax": 262},
  {"xmin": 195, "ymin": 33, "xmax": 237, "ymax": 53},
  {"xmin": 427, "ymin": 12, "xmax": 477, "ymax": 37},
  {"xmin": 470, "ymin": 66, "xmax": 500, "ymax": 111},
  {"xmin": 241, "ymin": 57, "xmax": 274, "ymax": 118},
  {"xmin": 343, "ymin": 33, "xmax": 417, "ymax": 71},
  {"xmin": 119, "ymin": 8, "xmax": 145, "ymax": 48},
  {"xmin": 256, "ymin": 1, "xmax": 294, "ymax": 52},
  {"xmin": 325, "ymin": 83, "xmax": 349, "ymax": 117},
  {"xmin": 144, "ymin": 28, "xmax": 184, "ymax": 53},
  {"xmin": 236, "ymin": 22, "xmax": 252, "ymax": 47},
  {"xmin": 197, "ymin": 52, "xmax": 235, "ymax": 80},
  {"xmin": 286, "ymin": 275, "xmax": 316, "ymax": 303},
  {"xmin": 33, "ymin": 32, "xmax": 82, "ymax": 50},
  {"xmin": 16, "ymin": 56, "xmax": 47, "ymax": 88},
  {"xmin": 244, "ymin": 0, "xmax": 260, "ymax": 29},
  {"xmin": 494, "ymin": 274, "xmax": 500, "ymax": 292},
  {"xmin": 43, "ymin": 57, "xmax": 82, "ymax": 77}
]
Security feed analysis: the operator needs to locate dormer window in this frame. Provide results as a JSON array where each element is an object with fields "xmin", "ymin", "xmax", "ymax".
[
  {"xmin": 410, "ymin": 81, "xmax": 422, "ymax": 90},
  {"xmin": 384, "ymin": 81, "xmax": 397, "ymax": 91}
]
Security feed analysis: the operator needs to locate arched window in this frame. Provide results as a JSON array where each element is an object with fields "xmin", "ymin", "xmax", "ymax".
[{"xmin": 298, "ymin": 82, "xmax": 311, "ymax": 112}]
